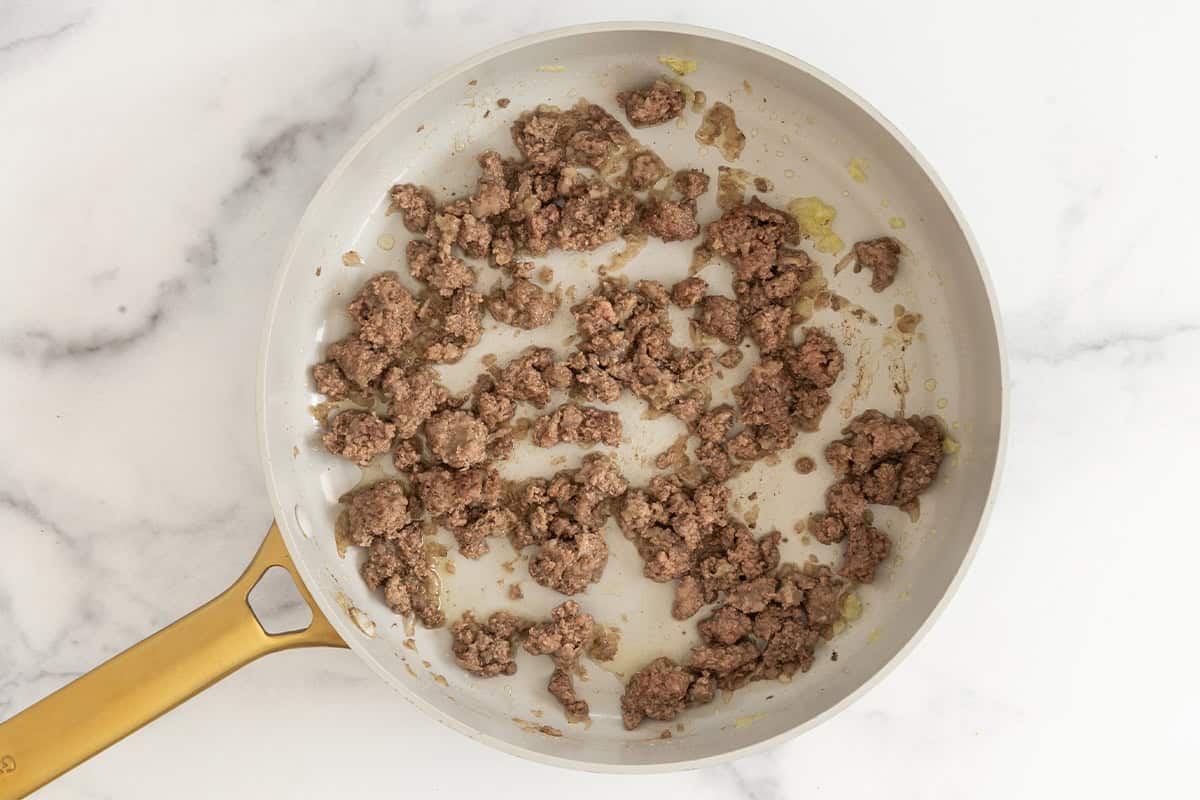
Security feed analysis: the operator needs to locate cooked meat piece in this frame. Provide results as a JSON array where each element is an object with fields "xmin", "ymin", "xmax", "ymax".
[
  {"xmin": 642, "ymin": 199, "xmax": 700, "ymax": 242},
  {"xmin": 471, "ymin": 150, "xmax": 511, "ymax": 218},
  {"xmin": 492, "ymin": 347, "xmax": 565, "ymax": 407},
  {"xmin": 382, "ymin": 366, "xmax": 449, "ymax": 439},
  {"xmin": 347, "ymin": 272, "xmax": 419, "ymax": 353},
  {"xmin": 838, "ymin": 525, "xmax": 890, "ymax": 583},
  {"xmin": 392, "ymin": 438, "xmax": 422, "ymax": 472},
  {"xmin": 785, "ymin": 329, "xmax": 844, "ymax": 389},
  {"xmin": 617, "ymin": 80, "xmax": 686, "ymax": 128},
  {"xmin": 406, "ymin": 240, "xmax": 475, "ymax": 298},
  {"xmin": 853, "ymin": 236, "xmax": 902, "ymax": 292},
  {"xmin": 360, "ymin": 528, "xmax": 443, "ymax": 628},
  {"xmin": 670, "ymin": 277, "xmax": 708, "ymax": 309},
  {"xmin": 624, "ymin": 151, "xmax": 670, "ymax": 191},
  {"xmin": 698, "ymin": 606, "xmax": 753, "ymax": 645},
  {"xmin": 487, "ymin": 278, "xmax": 560, "ymax": 329},
  {"xmin": 547, "ymin": 668, "xmax": 590, "ymax": 723},
  {"xmin": 695, "ymin": 405, "xmax": 735, "ymax": 442},
  {"xmin": 312, "ymin": 359, "xmax": 351, "ymax": 399},
  {"xmin": 704, "ymin": 197, "xmax": 798, "ymax": 281},
  {"xmin": 694, "ymin": 295, "xmax": 742, "ymax": 344},
  {"xmin": 687, "ymin": 640, "xmax": 760, "ymax": 675},
  {"xmin": 619, "ymin": 657, "xmax": 710, "ymax": 730},
  {"xmin": 528, "ymin": 529, "xmax": 609, "ymax": 595},
  {"xmin": 718, "ymin": 348, "xmax": 743, "ymax": 368},
  {"xmin": 424, "ymin": 410, "xmax": 489, "ymax": 469},
  {"xmin": 327, "ymin": 337, "xmax": 390, "ymax": 389},
  {"xmin": 557, "ymin": 192, "xmax": 637, "ymax": 250},
  {"xmin": 672, "ymin": 575, "xmax": 705, "ymax": 620},
  {"xmin": 388, "ymin": 183, "xmax": 436, "ymax": 232},
  {"xmin": 322, "ymin": 410, "xmax": 395, "ymax": 465},
  {"xmin": 451, "ymin": 611, "xmax": 527, "ymax": 676},
  {"xmin": 523, "ymin": 600, "xmax": 594, "ymax": 669},
  {"xmin": 531, "ymin": 404, "xmax": 622, "ymax": 447},
  {"xmin": 673, "ymin": 169, "xmax": 711, "ymax": 200},
  {"xmin": 343, "ymin": 480, "xmax": 411, "ymax": 546}
]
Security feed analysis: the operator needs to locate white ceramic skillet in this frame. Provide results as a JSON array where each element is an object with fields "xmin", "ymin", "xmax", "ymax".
[{"xmin": 0, "ymin": 21, "xmax": 1006, "ymax": 796}]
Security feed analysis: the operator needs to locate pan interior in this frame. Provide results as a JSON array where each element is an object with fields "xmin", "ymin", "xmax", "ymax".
[{"xmin": 259, "ymin": 24, "xmax": 1003, "ymax": 769}]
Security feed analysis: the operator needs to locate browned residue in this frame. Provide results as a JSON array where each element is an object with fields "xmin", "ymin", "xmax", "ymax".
[
  {"xmin": 512, "ymin": 717, "xmax": 564, "ymax": 737},
  {"xmin": 696, "ymin": 102, "xmax": 746, "ymax": 161},
  {"xmin": 599, "ymin": 231, "xmax": 648, "ymax": 275}
]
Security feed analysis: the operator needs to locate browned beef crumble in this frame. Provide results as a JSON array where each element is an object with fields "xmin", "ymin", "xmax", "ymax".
[
  {"xmin": 531, "ymin": 403, "xmax": 622, "ymax": 448},
  {"xmin": 424, "ymin": 409, "xmax": 489, "ymax": 469},
  {"xmin": 694, "ymin": 295, "xmax": 742, "ymax": 344},
  {"xmin": 382, "ymin": 366, "xmax": 451, "ymax": 439},
  {"xmin": 624, "ymin": 150, "xmax": 670, "ymax": 191},
  {"xmin": 312, "ymin": 359, "xmax": 351, "ymax": 400},
  {"xmin": 388, "ymin": 183, "xmax": 436, "ymax": 233},
  {"xmin": 642, "ymin": 199, "xmax": 700, "ymax": 241},
  {"xmin": 353, "ymin": 481, "xmax": 442, "ymax": 629},
  {"xmin": 852, "ymin": 236, "xmax": 902, "ymax": 292},
  {"xmin": 415, "ymin": 465, "xmax": 514, "ymax": 559},
  {"xmin": 617, "ymin": 80, "xmax": 686, "ymax": 128},
  {"xmin": 810, "ymin": 410, "xmax": 945, "ymax": 581},
  {"xmin": 511, "ymin": 453, "xmax": 628, "ymax": 595},
  {"xmin": 487, "ymin": 278, "xmax": 560, "ymax": 329},
  {"xmin": 673, "ymin": 169, "xmax": 711, "ymax": 201},
  {"xmin": 450, "ymin": 611, "xmax": 528, "ymax": 676},
  {"xmin": 326, "ymin": 337, "xmax": 391, "ymax": 390},
  {"xmin": 670, "ymin": 276, "xmax": 708, "ymax": 309},
  {"xmin": 620, "ymin": 657, "xmax": 714, "ymax": 730},
  {"xmin": 322, "ymin": 410, "xmax": 395, "ymax": 465}
]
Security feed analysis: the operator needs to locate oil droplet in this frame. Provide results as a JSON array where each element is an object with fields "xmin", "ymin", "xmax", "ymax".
[
  {"xmin": 924, "ymin": 378, "xmax": 937, "ymax": 391},
  {"xmin": 881, "ymin": 198, "xmax": 890, "ymax": 208},
  {"xmin": 889, "ymin": 216, "xmax": 907, "ymax": 229},
  {"xmin": 782, "ymin": 135, "xmax": 790, "ymax": 144},
  {"xmin": 867, "ymin": 628, "xmax": 881, "ymax": 644},
  {"xmin": 847, "ymin": 157, "xmax": 869, "ymax": 183},
  {"xmin": 942, "ymin": 437, "xmax": 961, "ymax": 455},
  {"xmin": 377, "ymin": 234, "xmax": 395, "ymax": 251},
  {"xmin": 783, "ymin": 168, "xmax": 795, "ymax": 178},
  {"xmin": 536, "ymin": 65, "xmax": 566, "ymax": 72},
  {"xmin": 734, "ymin": 713, "xmax": 767, "ymax": 729},
  {"xmin": 936, "ymin": 397, "xmax": 948, "ymax": 409},
  {"xmin": 841, "ymin": 593, "xmax": 863, "ymax": 621},
  {"xmin": 787, "ymin": 196, "xmax": 845, "ymax": 254}
]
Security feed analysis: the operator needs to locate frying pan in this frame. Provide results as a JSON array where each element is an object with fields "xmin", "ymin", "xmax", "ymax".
[{"xmin": 0, "ymin": 21, "xmax": 1006, "ymax": 797}]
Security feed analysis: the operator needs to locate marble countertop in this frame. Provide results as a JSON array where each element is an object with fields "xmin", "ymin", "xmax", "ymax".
[{"xmin": 2, "ymin": 1, "xmax": 1196, "ymax": 797}]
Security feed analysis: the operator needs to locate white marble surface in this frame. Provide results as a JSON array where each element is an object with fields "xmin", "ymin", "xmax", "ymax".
[{"xmin": 1, "ymin": 1, "xmax": 1197, "ymax": 797}]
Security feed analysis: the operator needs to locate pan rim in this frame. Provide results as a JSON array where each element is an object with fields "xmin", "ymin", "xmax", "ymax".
[{"xmin": 256, "ymin": 19, "xmax": 1009, "ymax": 774}]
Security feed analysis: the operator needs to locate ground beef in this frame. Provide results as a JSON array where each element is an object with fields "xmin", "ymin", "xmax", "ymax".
[
  {"xmin": 511, "ymin": 100, "xmax": 632, "ymax": 171},
  {"xmin": 698, "ymin": 605, "xmax": 753, "ymax": 645},
  {"xmin": 547, "ymin": 668, "xmax": 590, "ymax": 723},
  {"xmin": 382, "ymin": 366, "xmax": 450, "ymax": 439},
  {"xmin": 322, "ymin": 410, "xmax": 395, "ymax": 465},
  {"xmin": 673, "ymin": 169, "xmax": 711, "ymax": 201},
  {"xmin": 512, "ymin": 454, "xmax": 628, "ymax": 594},
  {"xmin": 642, "ymin": 199, "xmax": 700, "ymax": 241},
  {"xmin": 617, "ymin": 80, "xmax": 686, "ymax": 128},
  {"xmin": 795, "ymin": 456, "xmax": 816, "ymax": 474},
  {"xmin": 388, "ymin": 183, "xmax": 436, "ymax": 233},
  {"xmin": 471, "ymin": 150, "xmax": 511, "ymax": 218},
  {"xmin": 492, "ymin": 347, "xmax": 570, "ymax": 408},
  {"xmin": 420, "ymin": 289, "xmax": 484, "ymax": 364},
  {"xmin": 392, "ymin": 438, "xmax": 422, "ymax": 472},
  {"xmin": 415, "ymin": 466, "xmax": 513, "ymax": 558},
  {"xmin": 619, "ymin": 657, "xmax": 713, "ymax": 730},
  {"xmin": 424, "ymin": 410, "xmax": 489, "ymax": 469},
  {"xmin": 566, "ymin": 279, "xmax": 714, "ymax": 420},
  {"xmin": 694, "ymin": 295, "xmax": 742, "ymax": 344},
  {"xmin": 531, "ymin": 403, "xmax": 622, "ymax": 447},
  {"xmin": 704, "ymin": 197, "xmax": 798, "ymax": 281},
  {"xmin": 343, "ymin": 480, "xmax": 412, "ymax": 546},
  {"xmin": 718, "ymin": 348, "xmax": 743, "ymax": 368},
  {"xmin": 839, "ymin": 524, "xmax": 891, "ymax": 583},
  {"xmin": 450, "ymin": 611, "xmax": 527, "ymax": 676},
  {"xmin": 624, "ymin": 151, "xmax": 670, "ymax": 191},
  {"xmin": 853, "ymin": 236, "xmax": 902, "ymax": 292},
  {"xmin": 487, "ymin": 278, "xmax": 560, "ymax": 329},
  {"xmin": 345, "ymin": 272, "xmax": 420, "ymax": 352},
  {"xmin": 670, "ymin": 277, "xmax": 708, "ymax": 309},
  {"xmin": 312, "ymin": 359, "xmax": 351, "ymax": 399},
  {"xmin": 724, "ymin": 328, "xmax": 843, "ymax": 463},
  {"xmin": 812, "ymin": 411, "xmax": 945, "ymax": 581},
  {"xmin": 557, "ymin": 192, "xmax": 637, "ymax": 250},
  {"xmin": 407, "ymin": 240, "xmax": 475, "ymax": 298},
  {"xmin": 523, "ymin": 600, "xmax": 594, "ymax": 669},
  {"xmin": 361, "ymin": 526, "xmax": 443, "ymax": 628},
  {"xmin": 327, "ymin": 337, "xmax": 391, "ymax": 389}
]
